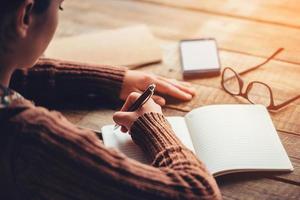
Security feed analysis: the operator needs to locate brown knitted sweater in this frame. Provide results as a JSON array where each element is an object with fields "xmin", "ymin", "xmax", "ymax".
[{"xmin": 0, "ymin": 58, "xmax": 222, "ymax": 200}]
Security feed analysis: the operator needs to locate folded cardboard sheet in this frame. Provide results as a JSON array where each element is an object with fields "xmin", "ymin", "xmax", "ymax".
[{"xmin": 45, "ymin": 25, "xmax": 162, "ymax": 68}]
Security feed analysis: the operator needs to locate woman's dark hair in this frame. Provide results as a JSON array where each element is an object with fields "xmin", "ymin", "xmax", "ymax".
[
  {"xmin": 0, "ymin": 0, "xmax": 51, "ymax": 53},
  {"xmin": 1, "ymin": 0, "xmax": 51, "ymax": 13}
]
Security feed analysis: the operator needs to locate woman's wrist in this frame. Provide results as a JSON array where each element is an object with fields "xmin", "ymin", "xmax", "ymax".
[{"xmin": 130, "ymin": 112, "xmax": 182, "ymax": 160}]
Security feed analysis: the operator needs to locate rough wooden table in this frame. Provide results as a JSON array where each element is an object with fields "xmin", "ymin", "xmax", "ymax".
[{"xmin": 56, "ymin": 0, "xmax": 300, "ymax": 199}]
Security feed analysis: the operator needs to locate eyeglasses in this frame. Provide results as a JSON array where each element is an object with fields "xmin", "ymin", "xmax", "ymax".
[{"xmin": 221, "ymin": 48, "xmax": 300, "ymax": 111}]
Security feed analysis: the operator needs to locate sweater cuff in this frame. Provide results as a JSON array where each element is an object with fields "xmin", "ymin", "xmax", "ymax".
[{"xmin": 131, "ymin": 113, "xmax": 183, "ymax": 161}]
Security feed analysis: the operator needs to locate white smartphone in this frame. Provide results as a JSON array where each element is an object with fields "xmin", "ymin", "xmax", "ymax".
[{"xmin": 180, "ymin": 38, "xmax": 221, "ymax": 78}]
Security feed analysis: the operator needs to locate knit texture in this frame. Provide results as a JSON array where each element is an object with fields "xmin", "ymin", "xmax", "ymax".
[
  {"xmin": 1, "ymin": 60, "xmax": 222, "ymax": 200},
  {"xmin": 10, "ymin": 58, "xmax": 126, "ymax": 108}
]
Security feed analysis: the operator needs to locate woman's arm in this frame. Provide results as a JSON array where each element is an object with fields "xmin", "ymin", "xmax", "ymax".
[
  {"xmin": 10, "ymin": 107, "xmax": 222, "ymax": 200},
  {"xmin": 10, "ymin": 58, "xmax": 126, "ymax": 108}
]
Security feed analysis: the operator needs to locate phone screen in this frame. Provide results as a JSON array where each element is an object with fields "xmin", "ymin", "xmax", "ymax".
[{"xmin": 180, "ymin": 39, "xmax": 220, "ymax": 75}]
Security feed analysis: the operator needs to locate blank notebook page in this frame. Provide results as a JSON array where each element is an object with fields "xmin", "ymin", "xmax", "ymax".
[
  {"xmin": 102, "ymin": 126, "xmax": 150, "ymax": 164},
  {"xmin": 185, "ymin": 105, "xmax": 293, "ymax": 175}
]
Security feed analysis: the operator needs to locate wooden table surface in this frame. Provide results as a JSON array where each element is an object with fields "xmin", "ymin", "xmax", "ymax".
[{"xmin": 56, "ymin": 0, "xmax": 300, "ymax": 199}]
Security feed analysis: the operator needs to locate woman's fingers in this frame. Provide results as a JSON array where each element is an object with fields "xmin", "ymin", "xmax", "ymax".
[
  {"xmin": 114, "ymin": 91, "xmax": 163, "ymax": 133},
  {"xmin": 152, "ymin": 95, "xmax": 166, "ymax": 106},
  {"xmin": 113, "ymin": 111, "xmax": 136, "ymax": 133},
  {"xmin": 120, "ymin": 92, "xmax": 141, "ymax": 112},
  {"xmin": 155, "ymin": 79, "xmax": 193, "ymax": 101},
  {"xmin": 121, "ymin": 70, "xmax": 196, "ymax": 103},
  {"xmin": 158, "ymin": 76, "xmax": 192, "ymax": 87},
  {"xmin": 113, "ymin": 112, "xmax": 132, "ymax": 127},
  {"xmin": 157, "ymin": 76, "xmax": 196, "ymax": 96},
  {"xmin": 121, "ymin": 88, "xmax": 165, "ymax": 108},
  {"xmin": 177, "ymin": 80, "xmax": 192, "ymax": 87}
]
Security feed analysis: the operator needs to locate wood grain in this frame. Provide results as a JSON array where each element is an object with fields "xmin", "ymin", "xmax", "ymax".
[
  {"xmin": 219, "ymin": 177, "xmax": 300, "ymax": 200},
  {"xmin": 59, "ymin": 0, "xmax": 300, "ymax": 64},
  {"xmin": 136, "ymin": 0, "xmax": 300, "ymax": 28}
]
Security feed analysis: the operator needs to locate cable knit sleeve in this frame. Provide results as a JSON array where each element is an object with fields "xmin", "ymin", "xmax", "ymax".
[
  {"xmin": 5, "ymin": 106, "xmax": 221, "ymax": 200},
  {"xmin": 9, "ymin": 58, "xmax": 126, "ymax": 108}
]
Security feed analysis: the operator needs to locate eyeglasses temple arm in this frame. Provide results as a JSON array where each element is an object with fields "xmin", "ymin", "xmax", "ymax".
[
  {"xmin": 272, "ymin": 94, "xmax": 300, "ymax": 110},
  {"xmin": 238, "ymin": 48, "xmax": 284, "ymax": 76}
]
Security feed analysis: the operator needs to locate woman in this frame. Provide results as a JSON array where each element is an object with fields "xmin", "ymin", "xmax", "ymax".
[{"xmin": 0, "ymin": 0, "xmax": 222, "ymax": 199}]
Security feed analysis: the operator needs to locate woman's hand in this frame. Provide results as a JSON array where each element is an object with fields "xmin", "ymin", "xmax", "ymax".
[
  {"xmin": 120, "ymin": 70, "xmax": 196, "ymax": 106},
  {"xmin": 113, "ymin": 92, "xmax": 162, "ymax": 133}
]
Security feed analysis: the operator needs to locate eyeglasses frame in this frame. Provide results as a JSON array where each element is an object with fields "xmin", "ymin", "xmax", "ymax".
[{"xmin": 221, "ymin": 48, "xmax": 300, "ymax": 111}]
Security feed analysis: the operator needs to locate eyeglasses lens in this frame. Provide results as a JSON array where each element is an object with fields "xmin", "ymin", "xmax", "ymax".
[{"xmin": 247, "ymin": 82, "xmax": 272, "ymax": 107}]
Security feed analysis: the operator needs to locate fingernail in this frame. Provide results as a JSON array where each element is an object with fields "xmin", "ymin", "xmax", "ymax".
[
  {"xmin": 160, "ymin": 99, "xmax": 166, "ymax": 105},
  {"xmin": 185, "ymin": 94, "xmax": 192, "ymax": 99},
  {"xmin": 190, "ymin": 88, "xmax": 196, "ymax": 95}
]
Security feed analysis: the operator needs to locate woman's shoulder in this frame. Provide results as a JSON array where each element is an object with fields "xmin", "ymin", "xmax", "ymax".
[
  {"xmin": 0, "ymin": 97, "xmax": 100, "ymax": 162},
  {"xmin": 1, "ymin": 100, "xmax": 76, "ymax": 133},
  {"xmin": 0, "ymin": 97, "xmax": 33, "ymax": 122},
  {"xmin": 1, "ymin": 97, "xmax": 75, "ymax": 135}
]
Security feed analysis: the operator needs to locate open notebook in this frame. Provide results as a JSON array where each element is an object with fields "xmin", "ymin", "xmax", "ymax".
[{"xmin": 102, "ymin": 105, "xmax": 293, "ymax": 177}]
